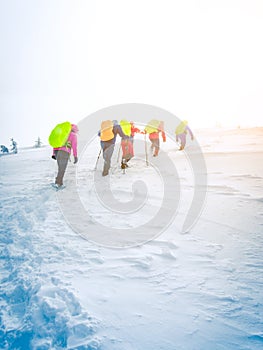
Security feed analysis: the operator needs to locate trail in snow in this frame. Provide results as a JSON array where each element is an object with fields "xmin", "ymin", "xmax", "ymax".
[{"xmin": 0, "ymin": 148, "xmax": 101, "ymax": 349}]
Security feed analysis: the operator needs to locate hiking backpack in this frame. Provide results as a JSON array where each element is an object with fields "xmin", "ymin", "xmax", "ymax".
[
  {"xmin": 145, "ymin": 119, "xmax": 160, "ymax": 134},
  {"xmin": 100, "ymin": 120, "xmax": 114, "ymax": 141},
  {"xmin": 48, "ymin": 122, "xmax": 72, "ymax": 148},
  {"xmin": 120, "ymin": 119, "xmax": 132, "ymax": 136}
]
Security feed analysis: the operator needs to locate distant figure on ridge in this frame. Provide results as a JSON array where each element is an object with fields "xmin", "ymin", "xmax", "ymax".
[
  {"xmin": 0, "ymin": 145, "xmax": 9, "ymax": 153},
  {"xmin": 10, "ymin": 138, "xmax": 18, "ymax": 153}
]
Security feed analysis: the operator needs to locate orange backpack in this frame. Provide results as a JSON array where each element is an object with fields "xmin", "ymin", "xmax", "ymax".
[{"xmin": 100, "ymin": 120, "xmax": 114, "ymax": 141}]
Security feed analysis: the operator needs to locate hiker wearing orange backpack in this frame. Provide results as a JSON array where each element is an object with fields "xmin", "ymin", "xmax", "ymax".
[{"xmin": 99, "ymin": 120, "xmax": 127, "ymax": 176}]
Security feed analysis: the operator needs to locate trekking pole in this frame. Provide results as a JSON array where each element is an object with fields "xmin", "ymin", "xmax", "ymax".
[
  {"xmin": 94, "ymin": 149, "xmax": 102, "ymax": 170},
  {"xmin": 117, "ymin": 142, "xmax": 121, "ymax": 164},
  {"xmin": 144, "ymin": 133, "xmax": 149, "ymax": 166}
]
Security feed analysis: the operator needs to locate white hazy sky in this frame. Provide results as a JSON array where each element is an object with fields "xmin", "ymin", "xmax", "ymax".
[{"xmin": 0, "ymin": 0, "xmax": 263, "ymax": 147}]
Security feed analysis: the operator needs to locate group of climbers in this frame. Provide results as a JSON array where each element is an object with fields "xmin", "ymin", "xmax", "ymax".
[
  {"xmin": 99, "ymin": 119, "xmax": 143, "ymax": 176},
  {"xmin": 99, "ymin": 119, "xmax": 194, "ymax": 177},
  {"xmin": 0, "ymin": 138, "xmax": 18, "ymax": 155},
  {"xmin": 49, "ymin": 119, "xmax": 194, "ymax": 187}
]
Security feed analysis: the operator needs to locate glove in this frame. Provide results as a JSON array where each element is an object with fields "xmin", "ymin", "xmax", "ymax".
[
  {"xmin": 52, "ymin": 155, "xmax": 56, "ymax": 160},
  {"xmin": 74, "ymin": 156, "xmax": 78, "ymax": 164}
]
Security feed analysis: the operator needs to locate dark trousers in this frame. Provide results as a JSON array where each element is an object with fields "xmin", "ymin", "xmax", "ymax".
[
  {"xmin": 55, "ymin": 150, "xmax": 70, "ymax": 185},
  {"xmin": 101, "ymin": 141, "xmax": 115, "ymax": 175}
]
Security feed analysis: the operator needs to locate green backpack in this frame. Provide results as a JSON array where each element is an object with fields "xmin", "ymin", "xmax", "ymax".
[
  {"xmin": 145, "ymin": 119, "xmax": 160, "ymax": 134},
  {"xmin": 48, "ymin": 122, "xmax": 71, "ymax": 148},
  {"xmin": 120, "ymin": 119, "xmax": 131, "ymax": 136}
]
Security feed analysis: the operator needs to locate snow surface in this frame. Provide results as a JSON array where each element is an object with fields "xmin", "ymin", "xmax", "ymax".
[{"xmin": 0, "ymin": 127, "xmax": 263, "ymax": 349}]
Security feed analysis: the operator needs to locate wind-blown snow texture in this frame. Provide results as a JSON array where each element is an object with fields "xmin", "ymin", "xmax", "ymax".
[{"xmin": 1, "ymin": 127, "xmax": 263, "ymax": 349}]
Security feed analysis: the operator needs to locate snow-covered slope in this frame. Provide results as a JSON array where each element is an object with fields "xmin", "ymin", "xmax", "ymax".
[{"xmin": 1, "ymin": 128, "xmax": 263, "ymax": 349}]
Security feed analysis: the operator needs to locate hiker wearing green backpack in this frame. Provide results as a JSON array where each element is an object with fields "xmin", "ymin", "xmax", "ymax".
[
  {"xmin": 119, "ymin": 119, "xmax": 134, "ymax": 169},
  {"xmin": 49, "ymin": 123, "xmax": 78, "ymax": 189},
  {"xmin": 175, "ymin": 120, "xmax": 194, "ymax": 150},
  {"xmin": 145, "ymin": 120, "xmax": 166, "ymax": 157}
]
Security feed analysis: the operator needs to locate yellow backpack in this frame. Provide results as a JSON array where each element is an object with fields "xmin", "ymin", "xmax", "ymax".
[
  {"xmin": 175, "ymin": 120, "xmax": 188, "ymax": 135},
  {"xmin": 100, "ymin": 120, "xmax": 114, "ymax": 141},
  {"xmin": 120, "ymin": 119, "xmax": 131, "ymax": 136},
  {"xmin": 145, "ymin": 119, "xmax": 160, "ymax": 134}
]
